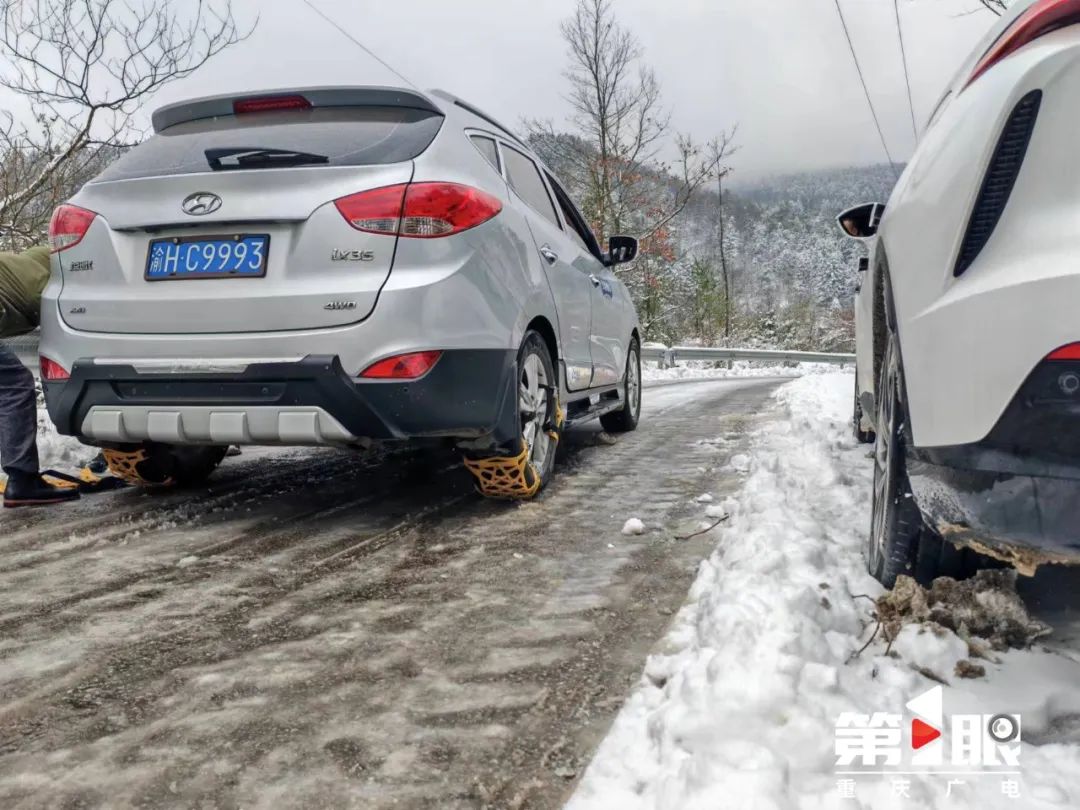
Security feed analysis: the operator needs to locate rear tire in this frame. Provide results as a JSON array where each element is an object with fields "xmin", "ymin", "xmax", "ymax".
[
  {"xmin": 104, "ymin": 443, "xmax": 228, "ymax": 488},
  {"xmin": 516, "ymin": 331, "xmax": 558, "ymax": 491},
  {"xmin": 867, "ymin": 331, "xmax": 926, "ymax": 588},
  {"xmin": 600, "ymin": 339, "xmax": 641, "ymax": 433}
]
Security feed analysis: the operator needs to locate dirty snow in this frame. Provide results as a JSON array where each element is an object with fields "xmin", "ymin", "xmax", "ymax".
[
  {"xmin": 568, "ymin": 371, "xmax": 1080, "ymax": 810},
  {"xmin": 643, "ymin": 360, "xmax": 841, "ymax": 383}
]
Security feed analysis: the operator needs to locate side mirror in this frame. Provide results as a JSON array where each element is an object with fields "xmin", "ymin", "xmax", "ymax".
[
  {"xmin": 605, "ymin": 235, "xmax": 638, "ymax": 266},
  {"xmin": 836, "ymin": 202, "xmax": 885, "ymax": 241}
]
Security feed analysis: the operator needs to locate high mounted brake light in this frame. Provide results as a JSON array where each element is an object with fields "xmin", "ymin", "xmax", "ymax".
[
  {"xmin": 966, "ymin": 0, "xmax": 1080, "ymax": 88},
  {"xmin": 48, "ymin": 204, "xmax": 97, "ymax": 253},
  {"xmin": 233, "ymin": 95, "xmax": 312, "ymax": 115},
  {"xmin": 335, "ymin": 183, "xmax": 502, "ymax": 238}
]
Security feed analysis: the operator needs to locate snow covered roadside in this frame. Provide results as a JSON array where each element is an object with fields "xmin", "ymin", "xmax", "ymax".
[
  {"xmin": 643, "ymin": 360, "xmax": 839, "ymax": 383},
  {"xmin": 0, "ymin": 388, "xmax": 90, "ymax": 485},
  {"xmin": 567, "ymin": 372, "xmax": 1080, "ymax": 810}
]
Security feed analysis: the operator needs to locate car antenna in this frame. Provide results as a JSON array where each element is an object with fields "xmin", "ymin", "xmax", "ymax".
[
  {"xmin": 299, "ymin": 0, "xmax": 419, "ymax": 90},
  {"xmin": 831, "ymin": 0, "xmax": 901, "ymax": 181}
]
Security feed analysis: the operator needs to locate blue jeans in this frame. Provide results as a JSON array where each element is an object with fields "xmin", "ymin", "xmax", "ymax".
[{"xmin": 0, "ymin": 346, "xmax": 38, "ymax": 476}]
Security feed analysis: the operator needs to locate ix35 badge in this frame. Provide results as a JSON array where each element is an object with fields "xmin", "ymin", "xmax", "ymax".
[{"xmin": 331, "ymin": 249, "xmax": 375, "ymax": 262}]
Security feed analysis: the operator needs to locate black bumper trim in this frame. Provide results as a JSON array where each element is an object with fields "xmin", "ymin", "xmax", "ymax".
[{"xmin": 44, "ymin": 350, "xmax": 520, "ymax": 448}]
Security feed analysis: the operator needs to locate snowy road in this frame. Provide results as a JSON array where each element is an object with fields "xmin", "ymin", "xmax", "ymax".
[{"xmin": 0, "ymin": 377, "xmax": 785, "ymax": 809}]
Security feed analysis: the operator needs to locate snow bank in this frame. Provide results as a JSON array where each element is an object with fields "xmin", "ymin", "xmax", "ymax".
[
  {"xmin": 568, "ymin": 371, "xmax": 1080, "ymax": 810},
  {"xmin": 0, "ymin": 388, "xmax": 90, "ymax": 484},
  {"xmin": 642, "ymin": 360, "xmax": 840, "ymax": 383}
]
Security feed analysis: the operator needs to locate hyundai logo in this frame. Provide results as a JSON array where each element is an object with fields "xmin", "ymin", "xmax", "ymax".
[{"xmin": 181, "ymin": 192, "xmax": 222, "ymax": 216}]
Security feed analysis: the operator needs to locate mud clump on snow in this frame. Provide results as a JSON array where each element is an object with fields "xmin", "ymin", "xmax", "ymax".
[{"xmin": 877, "ymin": 569, "xmax": 1051, "ymax": 653}]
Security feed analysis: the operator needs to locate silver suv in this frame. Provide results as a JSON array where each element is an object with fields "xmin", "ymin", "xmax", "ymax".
[{"xmin": 40, "ymin": 87, "xmax": 642, "ymax": 498}]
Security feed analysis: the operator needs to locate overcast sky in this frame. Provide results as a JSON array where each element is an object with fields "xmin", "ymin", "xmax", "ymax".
[{"xmin": 153, "ymin": 0, "xmax": 1003, "ymax": 183}]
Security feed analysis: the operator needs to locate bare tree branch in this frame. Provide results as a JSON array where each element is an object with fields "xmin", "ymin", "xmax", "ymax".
[{"xmin": 0, "ymin": 0, "xmax": 254, "ymax": 248}]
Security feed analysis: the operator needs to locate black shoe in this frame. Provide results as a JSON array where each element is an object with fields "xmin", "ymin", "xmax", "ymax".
[
  {"xmin": 85, "ymin": 453, "xmax": 109, "ymax": 475},
  {"xmin": 3, "ymin": 473, "xmax": 82, "ymax": 508}
]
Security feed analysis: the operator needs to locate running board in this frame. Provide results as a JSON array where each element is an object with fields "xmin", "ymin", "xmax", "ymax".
[{"xmin": 564, "ymin": 397, "xmax": 623, "ymax": 429}]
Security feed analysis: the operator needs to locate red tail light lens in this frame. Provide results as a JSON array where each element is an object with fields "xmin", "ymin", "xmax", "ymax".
[
  {"xmin": 48, "ymin": 204, "xmax": 97, "ymax": 253},
  {"xmin": 400, "ymin": 183, "xmax": 502, "ymax": 237},
  {"xmin": 360, "ymin": 351, "xmax": 442, "ymax": 379},
  {"xmin": 335, "ymin": 185, "xmax": 408, "ymax": 235},
  {"xmin": 233, "ymin": 95, "xmax": 312, "ymax": 114},
  {"xmin": 1047, "ymin": 343, "xmax": 1080, "ymax": 360},
  {"xmin": 967, "ymin": 0, "xmax": 1080, "ymax": 88},
  {"xmin": 40, "ymin": 356, "xmax": 70, "ymax": 381},
  {"xmin": 335, "ymin": 183, "xmax": 501, "ymax": 238}
]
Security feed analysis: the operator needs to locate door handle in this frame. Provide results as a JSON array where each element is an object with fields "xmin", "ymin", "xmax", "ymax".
[
  {"xmin": 539, "ymin": 245, "xmax": 558, "ymax": 265},
  {"xmin": 588, "ymin": 273, "xmax": 601, "ymax": 287}
]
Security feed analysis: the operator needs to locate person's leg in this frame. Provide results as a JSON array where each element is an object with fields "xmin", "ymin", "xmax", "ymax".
[
  {"xmin": 0, "ymin": 348, "xmax": 78, "ymax": 506},
  {"xmin": 0, "ymin": 346, "xmax": 39, "ymax": 477}
]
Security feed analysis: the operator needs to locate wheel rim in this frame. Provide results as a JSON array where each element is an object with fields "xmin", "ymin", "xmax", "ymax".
[
  {"xmin": 869, "ymin": 347, "xmax": 896, "ymax": 572},
  {"xmin": 520, "ymin": 352, "xmax": 552, "ymax": 470},
  {"xmin": 627, "ymin": 347, "xmax": 641, "ymax": 417}
]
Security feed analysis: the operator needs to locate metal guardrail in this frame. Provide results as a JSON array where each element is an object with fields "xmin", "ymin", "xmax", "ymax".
[
  {"xmin": 0, "ymin": 332, "xmax": 40, "ymax": 372},
  {"xmin": 641, "ymin": 344, "xmax": 854, "ymax": 367},
  {"xmin": 2, "ymin": 333, "xmax": 855, "ymax": 374}
]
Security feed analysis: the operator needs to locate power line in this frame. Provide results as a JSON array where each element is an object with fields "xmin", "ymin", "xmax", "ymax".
[
  {"xmin": 831, "ymin": 0, "xmax": 900, "ymax": 180},
  {"xmin": 893, "ymin": 0, "xmax": 919, "ymax": 142},
  {"xmin": 300, "ymin": 0, "xmax": 417, "ymax": 89}
]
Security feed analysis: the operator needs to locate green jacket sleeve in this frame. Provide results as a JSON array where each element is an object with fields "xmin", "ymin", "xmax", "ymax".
[{"xmin": 0, "ymin": 246, "xmax": 51, "ymax": 339}]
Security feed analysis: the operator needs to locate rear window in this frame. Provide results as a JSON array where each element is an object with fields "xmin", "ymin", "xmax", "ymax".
[{"xmin": 95, "ymin": 106, "xmax": 444, "ymax": 182}]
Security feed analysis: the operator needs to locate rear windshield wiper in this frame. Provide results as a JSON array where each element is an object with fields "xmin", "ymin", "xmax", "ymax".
[{"xmin": 206, "ymin": 147, "xmax": 330, "ymax": 171}]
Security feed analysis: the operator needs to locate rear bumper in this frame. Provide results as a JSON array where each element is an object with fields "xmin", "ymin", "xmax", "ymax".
[
  {"xmin": 908, "ymin": 451, "xmax": 1080, "ymax": 568},
  {"xmin": 43, "ymin": 350, "xmax": 519, "ymax": 448},
  {"xmin": 906, "ymin": 357, "xmax": 1080, "ymax": 567}
]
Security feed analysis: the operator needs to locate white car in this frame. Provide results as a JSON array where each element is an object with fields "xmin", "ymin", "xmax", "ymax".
[{"xmin": 839, "ymin": 0, "xmax": 1080, "ymax": 587}]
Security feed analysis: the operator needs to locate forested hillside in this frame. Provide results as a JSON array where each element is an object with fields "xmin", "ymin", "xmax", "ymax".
[{"xmin": 672, "ymin": 164, "xmax": 898, "ymax": 351}]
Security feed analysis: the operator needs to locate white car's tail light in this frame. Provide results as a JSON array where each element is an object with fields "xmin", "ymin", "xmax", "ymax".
[
  {"xmin": 335, "ymin": 183, "xmax": 502, "ymax": 238},
  {"xmin": 48, "ymin": 204, "xmax": 97, "ymax": 253},
  {"xmin": 966, "ymin": 0, "xmax": 1080, "ymax": 88}
]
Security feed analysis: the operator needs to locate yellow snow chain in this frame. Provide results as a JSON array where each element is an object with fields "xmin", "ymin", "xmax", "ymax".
[
  {"xmin": 464, "ymin": 445, "xmax": 542, "ymax": 500},
  {"xmin": 102, "ymin": 448, "xmax": 173, "ymax": 488},
  {"xmin": 548, "ymin": 400, "xmax": 565, "ymax": 443}
]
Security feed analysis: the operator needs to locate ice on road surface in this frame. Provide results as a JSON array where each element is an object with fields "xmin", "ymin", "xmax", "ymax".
[{"xmin": 567, "ymin": 372, "xmax": 1080, "ymax": 810}]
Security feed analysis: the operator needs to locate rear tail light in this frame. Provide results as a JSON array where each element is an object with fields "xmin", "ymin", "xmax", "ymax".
[
  {"xmin": 40, "ymin": 356, "xmax": 70, "ymax": 381},
  {"xmin": 1047, "ymin": 343, "xmax": 1080, "ymax": 360},
  {"xmin": 360, "ymin": 351, "xmax": 442, "ymax": 379},
  {"xmin": 233, "ymin": 94, "xmax": 312, "ymax": 114},
  {"xmin": 48, "ymin": 204, "xmax": 97, "ymax": 253},
  {"xmin": 335, "ymin": 183, "xmax": 501, "ymax": 238},
  {"xmin": 966, "ymin": 0, "xmax": 1080, "ymax": 88}
]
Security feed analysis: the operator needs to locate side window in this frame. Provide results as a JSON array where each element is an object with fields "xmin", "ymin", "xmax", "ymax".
[
  {"xmin": 501, "ymin": 145, "xmax": 561, "ymax": 229},
  {"xmin": 545, "ymin": 172, "xmax": 602, "ymax": 259},
  {"xmin": 470, "ymin": 134, "xmax": 500, "ymax": 172}
]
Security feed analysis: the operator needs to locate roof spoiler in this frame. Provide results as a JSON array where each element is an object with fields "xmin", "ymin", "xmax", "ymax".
[{"xmin": 151, "ymin": 86, "xmax": 444, "ymax": 133}]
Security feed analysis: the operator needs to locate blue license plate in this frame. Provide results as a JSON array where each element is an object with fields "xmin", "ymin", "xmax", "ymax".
[{"xmin": 145, "ymin": 235, "xmax": 270, "ymax": 281}]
